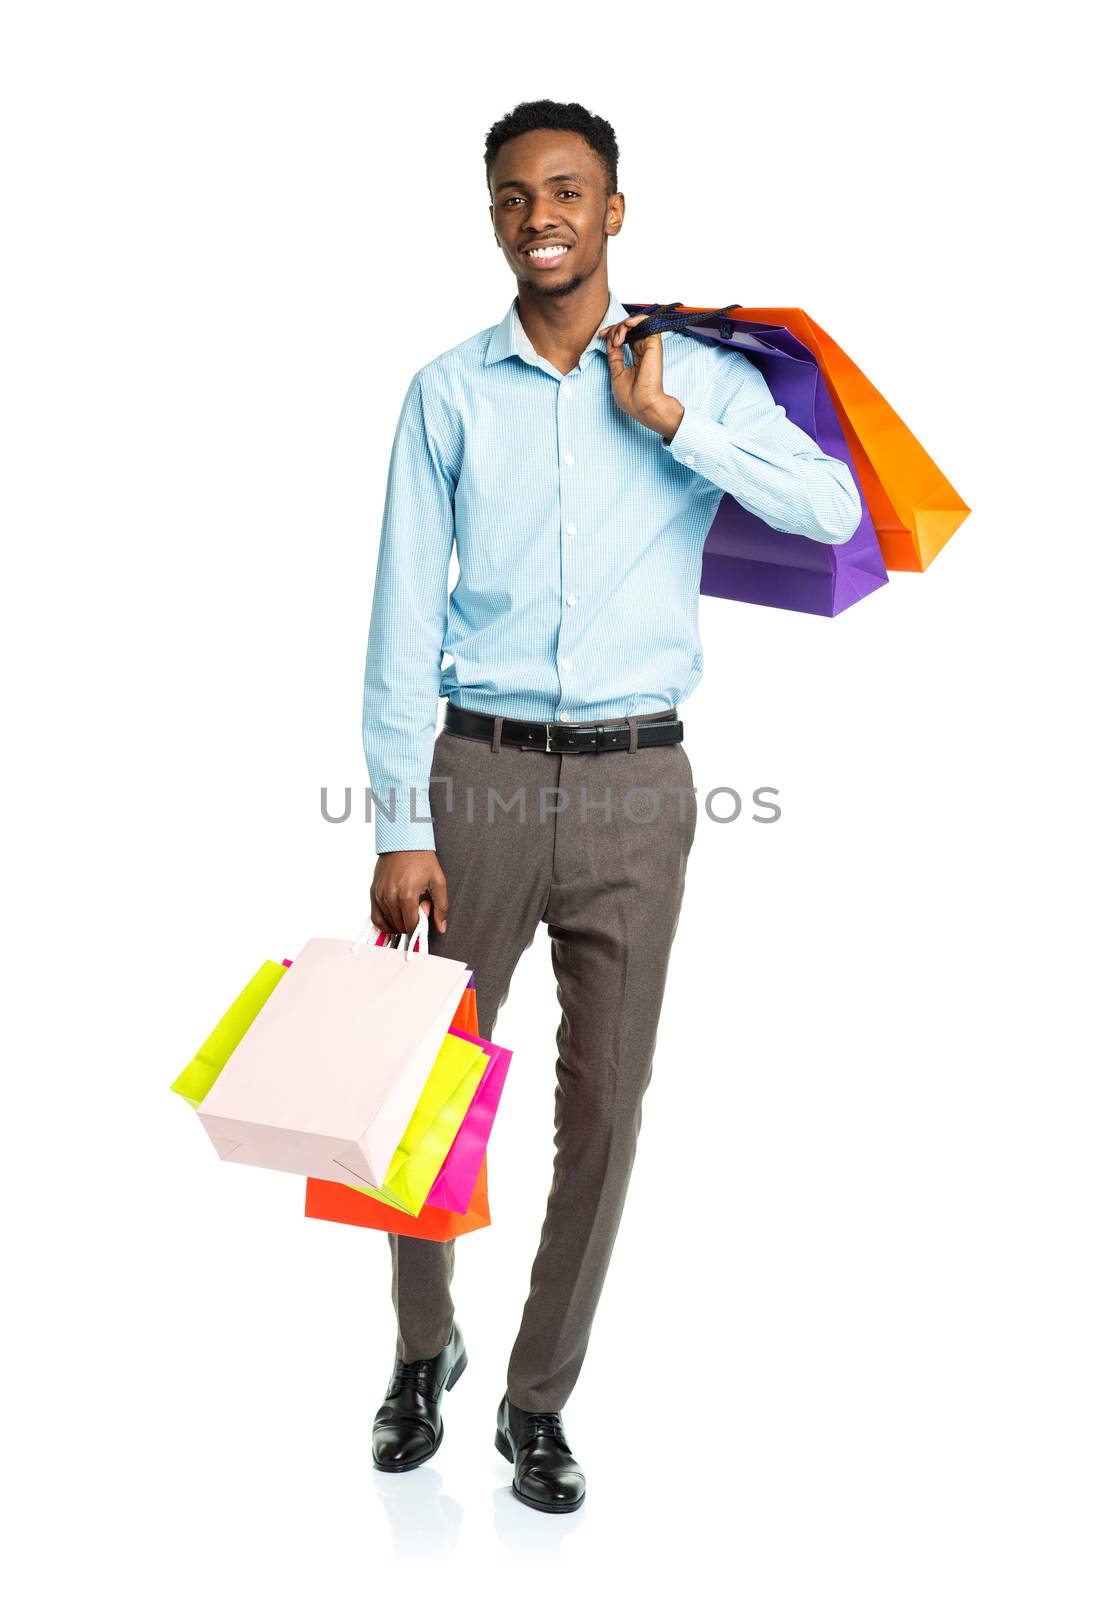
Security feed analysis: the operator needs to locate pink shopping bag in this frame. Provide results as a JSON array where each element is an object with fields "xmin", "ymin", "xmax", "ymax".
[
  {"xmin": 196, "ymin": 908, "xmax": 472, "ymax": 1188},
  {"xmin": 424, "ymin": 1029, "xmax": 513, "ymax": 1214}
]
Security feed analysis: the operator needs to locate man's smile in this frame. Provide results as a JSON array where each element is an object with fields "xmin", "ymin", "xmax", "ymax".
[{"xmin": 522, "ymin": 242, "xmax": 571, "ymax": 267}]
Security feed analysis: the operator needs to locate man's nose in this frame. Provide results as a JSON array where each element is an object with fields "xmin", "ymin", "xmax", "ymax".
[{"xmin": 523, "ymin": 200, "xmax": 562, "ymax": 234}]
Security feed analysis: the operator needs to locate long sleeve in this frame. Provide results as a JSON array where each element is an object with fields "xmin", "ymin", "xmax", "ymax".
[
  {"xmin": 661, "ymin": 348, "xmax": 863, "ymax": 544},
  {"xmin": 362, "ymin": 371, "xmax": 456, "ymax": 854}
]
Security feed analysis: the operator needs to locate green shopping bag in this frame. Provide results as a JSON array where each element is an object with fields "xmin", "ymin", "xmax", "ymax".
[{"xmin": 171, "ymin": 960, "xmax": 289, "ymax": 1108}]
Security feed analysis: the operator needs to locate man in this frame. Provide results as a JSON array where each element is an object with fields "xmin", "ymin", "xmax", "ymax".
[{"xmin": 363, "ymin": 99, "xmax": 861, "ymax": 1513}]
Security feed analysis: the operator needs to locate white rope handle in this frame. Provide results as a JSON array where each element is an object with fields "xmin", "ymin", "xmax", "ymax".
[{"xmin": 350, "ymin": 903, "xmax": 430, "ymax": 960}]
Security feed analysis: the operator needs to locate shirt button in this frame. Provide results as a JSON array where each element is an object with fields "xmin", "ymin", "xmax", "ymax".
[
  {"xmin": 565, "ymin": 522, "xmax": 577, "ymax": 536},
  {"xmin": 560, "ymin": 658, "xmax": 572, "ymax": 671},
  {"xmin": 564, "ymin": 452, "xmax": 575, "ymax": 466},
  {"xmin": 560, "ymin": 383, "xmax": 571, "ymax": 397},
  {"xmin": 558, "ymin": 710, "xmax": 570, "ymax": 721},
  {"xmin": 566, "ymin": 594, "xmax": 576, "ymax": 605},
  {"xmin": 684, "ymin": 452, "xmax": 696, "ymax": 466}
]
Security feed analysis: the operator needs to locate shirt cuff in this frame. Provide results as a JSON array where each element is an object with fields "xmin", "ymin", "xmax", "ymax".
[
  {"xmin": 660, "ymin": 404, "xmax": 729, "ymax": 471},
  {"xmin": 371, "ymin": 786, "xmax": 437, "ymax": 855}
]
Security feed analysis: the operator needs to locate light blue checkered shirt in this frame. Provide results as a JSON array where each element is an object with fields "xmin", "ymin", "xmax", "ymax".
[{"xmin": 363, "ymin": 285, "xmax": 861, "ymax": 852}]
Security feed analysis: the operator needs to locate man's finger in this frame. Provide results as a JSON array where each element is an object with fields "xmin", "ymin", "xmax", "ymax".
[
  {"xmin": 628, "ymin": 318, "xmax": 659, "ymax": 348},
  {"xmin": 629, "ymin": 328, "xmax": 663, "ymax": 391},
  {"xmin": 431, "ymin": 875, "xmax": 449, "ymax": 933},
  {"xmin": 603, "ymin": 337, "xmax": 625, "ymax": 382},
  {"xmin": 600, "ymin": 313, "xmax": 650, "ymax": 345},
  {"xmin": 397, "ymin": 891, "xmax": 426, "ymax": 938}
]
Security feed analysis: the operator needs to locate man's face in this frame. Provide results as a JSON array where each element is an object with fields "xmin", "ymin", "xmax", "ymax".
[{"xmin": 489, "ymin": 129, "xmax": 623, "ymax": 299}]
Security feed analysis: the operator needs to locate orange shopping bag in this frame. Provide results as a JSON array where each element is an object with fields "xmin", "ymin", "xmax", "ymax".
[
  {"xmin": 304, "ymin": 1148, "xmax": 492, "ymax": 1241},
  {"xmin": 695, "ymin": 304, "xmax": 970, "ymax": 572}
]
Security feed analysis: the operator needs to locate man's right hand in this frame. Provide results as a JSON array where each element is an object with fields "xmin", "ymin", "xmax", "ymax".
[{"xmin": 371, "ymin": 849, "xmax": 449, "ymax": 938}]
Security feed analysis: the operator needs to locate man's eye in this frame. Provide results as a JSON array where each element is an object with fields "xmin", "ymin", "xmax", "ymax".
[{"xmin": 501, "ymin": 192, "xmax": 578, "ymax": 206}]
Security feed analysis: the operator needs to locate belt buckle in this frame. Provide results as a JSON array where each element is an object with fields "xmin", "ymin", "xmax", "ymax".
[{"xmin": 544, "ymin": 720, "xmax": 576, "ymax": 752}]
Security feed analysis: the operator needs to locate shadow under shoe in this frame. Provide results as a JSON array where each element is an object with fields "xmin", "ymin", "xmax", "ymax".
[
  {"xmin": 495, "ymin": 1395, "xmax": 587, "ymax": 1512},
  {"xmin": 372, "ymin": 1322, "xmax": 468, "ymax": 1472}
]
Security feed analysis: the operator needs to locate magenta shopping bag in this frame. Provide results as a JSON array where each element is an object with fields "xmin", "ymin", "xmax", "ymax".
[
  {"xmin": 624, "ymin": 301, "xmax": 888, "ymax": 616},
  {"xmin": 424, "ymin": 1028, "xmax": 512, "ymax": 1215}
]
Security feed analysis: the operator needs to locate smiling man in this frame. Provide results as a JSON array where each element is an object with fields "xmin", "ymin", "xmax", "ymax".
[{"xmin": 362, "ymin": 99, "xmax": 861, "ymax": 1514}]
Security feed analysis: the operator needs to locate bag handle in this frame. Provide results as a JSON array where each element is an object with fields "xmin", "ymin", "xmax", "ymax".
[
  {"xmin": 623, "ymin": 301, "xmax": 743, "ymax": 346},
  {"xmin": 349, "ymin": 903, "xmax": 430, "ymax": 960}
]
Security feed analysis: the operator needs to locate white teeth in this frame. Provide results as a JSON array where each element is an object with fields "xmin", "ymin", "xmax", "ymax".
[{"xmin": 528, "ymin": 245, "xmax": 568, "ymax": 259}]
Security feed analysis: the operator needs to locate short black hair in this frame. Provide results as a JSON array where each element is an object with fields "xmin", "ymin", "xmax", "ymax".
[{"xmin": 484, "ymin": 99, "xmax": 619, "ymax": 196}]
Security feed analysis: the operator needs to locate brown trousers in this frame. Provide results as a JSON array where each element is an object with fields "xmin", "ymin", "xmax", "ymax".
[{"xmin": 388, "ymin": 707, "xmax": 698, "ymax": 1412}]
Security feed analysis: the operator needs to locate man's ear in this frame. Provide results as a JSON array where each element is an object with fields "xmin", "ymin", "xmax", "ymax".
[{"xmin": 605, "ymin": 191, "xmax": 625, "ymax": 238}]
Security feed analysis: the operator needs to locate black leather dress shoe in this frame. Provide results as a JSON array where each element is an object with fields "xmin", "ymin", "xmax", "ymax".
[
  {"xmin": 495, "ymin": 1395, "xmax": 587, "ymax": 1512},
  {"xmin": 371, "ymin": 1323, "xmax": 467, "ymax": 1472}
]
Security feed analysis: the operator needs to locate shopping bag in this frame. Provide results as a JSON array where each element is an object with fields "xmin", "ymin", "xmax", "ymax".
[
  {"xmin": 641, "ymin": 301, "xmax": 969, "ymax": 572},
  {"xmin": 193, "ymin": 907, "xmax": 473, "ymax": 1187},
  {"xmin": 624, "ymin": 300, "xmax": 887, "ymax": 616},
  {"xmin": 459, "ymin": 974, "xmax": 477, "ymax": 1030},
  {"xmin": 424, "ymin": 1030, "xmax": 512, "ymax": 1215},
  {"xmin": 171, "ymin": 958, "xmax": 292, "ymax": 1108},
  {"xmin": 173, "ymin": 937, "xmax": 486, "ymax": 1188},
  {"xmin": 174, "ymin": 967, "xmax": 489, "ymax": 1215},
  {"xmin": 305, "ymin": 1148, "xmax": 492, "ymax": 1241},
  {"xmin": 737, "ymin": 304, "xmax": 970, "ymax": 570}
]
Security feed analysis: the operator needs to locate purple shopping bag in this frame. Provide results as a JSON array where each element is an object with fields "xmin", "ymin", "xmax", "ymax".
[{"xmin": 624, "ymin": 302, "xmax": 888, "ymax": 616}]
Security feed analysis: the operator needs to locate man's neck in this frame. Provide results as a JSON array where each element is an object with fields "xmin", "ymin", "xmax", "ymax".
[{"xmin": 515, "ymin": 274, "xmax": 612, "ymax": 377}]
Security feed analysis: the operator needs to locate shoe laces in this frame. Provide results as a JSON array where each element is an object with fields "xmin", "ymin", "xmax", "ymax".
[
  {"xmin": 392, "ymin": 1356, "xmax": 435, "ymax": 1397},
  {"xmin": 522, "ymin": 1411, "xmax": 567, "ymax": 1445}
]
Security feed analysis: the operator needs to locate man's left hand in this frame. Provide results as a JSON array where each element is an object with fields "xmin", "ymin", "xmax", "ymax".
[{"xmin": 597, "ymin": 313, "xmax": 685, "ymax": 442}]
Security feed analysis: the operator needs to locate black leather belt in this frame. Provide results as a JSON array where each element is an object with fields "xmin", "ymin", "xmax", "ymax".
[{"xmin": 443, "ymin": 703, "xmax": 683, "ymax": 754}]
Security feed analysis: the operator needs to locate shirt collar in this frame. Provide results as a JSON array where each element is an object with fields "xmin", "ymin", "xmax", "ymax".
[{"xmin": 484, "ymin": 286, "xmax": 630, "ymax": 371}]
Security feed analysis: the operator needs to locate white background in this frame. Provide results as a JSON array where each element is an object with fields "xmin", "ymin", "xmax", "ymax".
[{"xmin": 3, "ymin": 1, "xmax": 1089, "ymax": 1594}]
